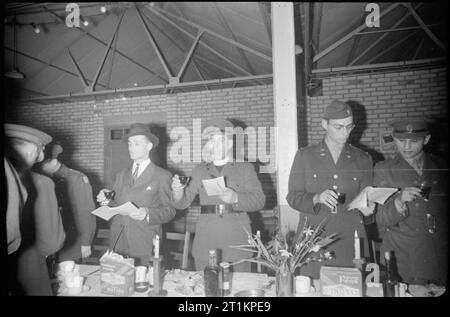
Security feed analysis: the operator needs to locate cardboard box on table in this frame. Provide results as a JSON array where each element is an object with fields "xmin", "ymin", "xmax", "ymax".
[{"xmin": 100, "ymin": 252, "xmax": 135, "ymax": 296}]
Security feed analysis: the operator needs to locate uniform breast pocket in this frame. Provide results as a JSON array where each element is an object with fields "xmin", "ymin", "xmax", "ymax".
[
  {"xmin": 226, "ymin": 176, "xmax": 242, "ymax": 191},
  {"xmin": 344, "ymin": 171, "xmax": 363, "ymax": 190}
]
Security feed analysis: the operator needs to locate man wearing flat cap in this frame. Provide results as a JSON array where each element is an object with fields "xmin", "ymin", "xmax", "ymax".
[
  {"xmin": 171, "ymin": 118, "xmax": 265, "ymax": 271},
  {"xmin": 96, "ymin": 123, "xmax": 175, "ymax": 265},
  {"xmin": 373, "ymin": 117, "xmax": 448, "ymax": 285},
  {"xmin": 287, "ymin": 100, "xmax": 374, "ymax": 279},
  {"xmin": 38, "ymin": 143, "xmax": 96, "ymax": 263},
  {"xmin": 4, "ymin": 123, "xmax": 65, "ymax": 296}
]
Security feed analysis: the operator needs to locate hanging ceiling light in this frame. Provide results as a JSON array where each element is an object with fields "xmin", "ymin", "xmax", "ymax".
[
  {"xmin": 5, "ymin": 17, "xmax": 25, "ymax": 80},
  {"xmin": 100, "ymin": 5, "xmax": 107, "ymax": 13},
  {"xmin": 31, "ymin": 23, "xmax": 41, "ymax": 34}
]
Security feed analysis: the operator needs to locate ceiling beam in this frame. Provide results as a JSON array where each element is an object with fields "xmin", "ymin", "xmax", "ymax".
[
  {"xmin": 68, "ymin": 48, "xmax": 89, "ymax": 89},
  {"xmin": 91, "ymin": 10, "xmax": 126, "ymax": 91},
  {"xmin": 4, "ymin": 46, "xmax": 109, "ymax": 90},
  {"xmin": 213, "ymin": 2, "xmax": 256, "ymax": 75},
  {"xmin": 15, "ymin": 74, "xmax": 273, "ymax": 104},
  {"xmin": 349, "ymin": 3, "xmax": 422, "ymax": 66},
  {"xmin": 413, "ymin": 35, "xmax": 426, "ymax": 60},
  {"xmin": 142, "ymin": 6, "xmax": 261, "ymax": 81},
  {"xmin": 366, "ymin": 29, "xmax": 420, "ymax": 64},
  {"xmin": 403, "ymin": 3, "xmax": 445, "ymax": 51},
  {"xmin": 313, "ymin": 3, "xmax": 401, "ymax": 63},
  {"xmin": 136, "ymin": 6, "xmax": 173, "ymax": 79},
  {"xmin": 148, "ymin": 5, "xmax": 272, "ymax": 62},
  {"xmin": 357, "ymin": 23, "xmax": 439, "ymax": 35},
  {"xmin": 43, "ymin": 6, "xmax": 168, "ymax": 84},
  {"xmin": 311, "ymin": 2, "xmax": 323, "ymax": 63},
  {"xmin": 312, "ymin": 57, "xmax": 445, "ymax": 74},
  {"xmin": 176, "ymin": 30, "xmax": 203, "ymax": 80},
  {"xmin": 346, "ymin": 15, "xmax": 366, "ymax": 65}
]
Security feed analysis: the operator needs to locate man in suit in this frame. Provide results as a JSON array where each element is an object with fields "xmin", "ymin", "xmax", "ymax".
[
  {"xmin": 4, "ymin": 123, "xmax": 65, "ymax": 296},
  {"xmin": 38, "ymin": 143, "xmax": 96, "ymax": 262},
  {"xmin": 286, "ymin": 100, "xmax": 374, "ymax": 279},
  {"xmin": 374, "ymin": 118, "xmax": 448, "ymax": 285},
  {"xmin": 171, "ymin": 119, "xmax": 265, "ymax": 271},
  {"xmin": 97, "ymin": 123, "xmax": 175, "ymax": 265}
]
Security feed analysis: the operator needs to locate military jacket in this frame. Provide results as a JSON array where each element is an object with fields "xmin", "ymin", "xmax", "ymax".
[
  {"xmin": 287, "ymin": 139, "xmax": 373, "ymax": 278},
  {"xmin": 374, "ymin": 153, "xmax": 448, "ymax": 285}
]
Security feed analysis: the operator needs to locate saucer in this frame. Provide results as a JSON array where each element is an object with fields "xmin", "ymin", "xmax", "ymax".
[{"xmin": 59, "ymin": 285, "xmax": 91, "ymax": 296}]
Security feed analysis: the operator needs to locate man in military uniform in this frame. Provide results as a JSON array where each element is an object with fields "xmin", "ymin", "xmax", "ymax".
[
  {"xmin": 374, "ymin": 118, "xmax": 448, "ymax": 285},
  {"xmin": 38, "ymin": 143, "xmax": 96, "ymax": 262},
  {"xmin": 5, "ymin": 123, "xmax": 65, "ymax": 296},
  {"xmin": 96, "ymin": 123, "xmax": 176, "ymax": 266},
  {"xmin": 287, "ymin": 100, "xmax": 374, "ymax": 279},
  {"xmin": 171, "ymin": 119, "xmax": 265, "ymax": 271}
]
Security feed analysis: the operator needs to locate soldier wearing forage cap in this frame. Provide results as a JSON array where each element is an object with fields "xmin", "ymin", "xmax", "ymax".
[
  {"xmin": 96, "ymin": 123, "xmax": 175, "ymax": 265},
  {"xmin": 4, "ymin": 123, "xmax": 65, "ymax": 296},
  {"xmin": 38, "ymin": 143, "xmax": 96, "ymax": 262},
  {"xmin": 171, "ymin": 119, "xmax": 265, "ymax": 271},
  {"xmin": 374, "ymin": 117, "xmax": 448, "ymax": 285},
  {"xmin": 287, "ymin": 100, "xmax": 374, "ymax": 279}
]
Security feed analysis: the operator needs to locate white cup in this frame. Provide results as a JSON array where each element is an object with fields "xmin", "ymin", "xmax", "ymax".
[
  {"xmin": 66, "ymin": 275, "xmax": 84, "ymax": 295},
  {"xmin": 135, "ymin": 266, "xmax": 147, "ymax": 283},
  {"xmin": 295, "ymin": 275, "xmax": 311, "ymax": 294}
]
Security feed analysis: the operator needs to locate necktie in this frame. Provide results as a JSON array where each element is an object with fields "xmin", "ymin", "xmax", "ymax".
[{"xmin": 132, "ymin": 163, "xmax": 140, "ymax": 182}]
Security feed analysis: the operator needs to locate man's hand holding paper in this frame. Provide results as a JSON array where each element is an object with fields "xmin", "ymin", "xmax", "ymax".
[{"xmin": 348, "ymin": 186, "xmax": 399, "ymax": 215}]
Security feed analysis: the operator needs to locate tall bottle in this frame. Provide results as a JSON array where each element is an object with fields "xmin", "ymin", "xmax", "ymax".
[
  {"xmin": 220, "ymin": 262, "xmax": 231, "ymax": 296},
  {"xmin": 204, "ymin": 250, "xmax": 222, "ymax": 297},
  {"xmin": 383, "ymin": 251, "xmax": 399, "ymax": 297}
]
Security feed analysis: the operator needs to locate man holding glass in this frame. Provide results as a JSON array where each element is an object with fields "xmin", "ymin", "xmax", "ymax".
[
  {"xmin": 374, "ymin": 118, "xmax": 448, "ymax": 285},
  {"xmin": 287, "ymin": 100, "xmax": 374, "ymax": 279}
]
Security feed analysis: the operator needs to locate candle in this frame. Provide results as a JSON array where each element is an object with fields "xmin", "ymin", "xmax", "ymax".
[
  {"xmin": 154, "ymin": 235, "xmax": 160, "ymax": 259},
  {"xmin": 354, "ymin": 230, "xmax": 360, "ymax": 260},
  {"xmin": 256, "ymin": 230, "xmax": 262, "ymax": 272}
]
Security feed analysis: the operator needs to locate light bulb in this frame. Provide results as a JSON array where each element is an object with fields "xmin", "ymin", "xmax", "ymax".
[
  {"xmin": 31, "ymin": 23, "xmax": 41, "ymax": 34},
  {"xmin": 100, "ymin": 6, "xmax": 107, "ymax": 13},
  {"xmin": 83, "ymin": 19, "xmax": 89, "ymax": 26}
]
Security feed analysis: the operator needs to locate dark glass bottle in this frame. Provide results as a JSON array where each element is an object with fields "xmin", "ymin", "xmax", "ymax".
[
  {"xmin": 204, "ymin": 250, "xmax": 222, "ymax": 297},
  {"xmin": 383, "ymin": 251, "xmax": 399, "ymax": 297}
]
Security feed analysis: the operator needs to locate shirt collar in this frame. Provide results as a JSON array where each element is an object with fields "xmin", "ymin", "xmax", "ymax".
[{"xmin": 133, "ymin": 158, "xmax": 151, "ymax": 171}]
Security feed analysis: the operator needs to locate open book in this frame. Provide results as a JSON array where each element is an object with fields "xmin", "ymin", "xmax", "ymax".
[
  {"xmin": 91, "ymin": 201, "xmax": 139, "ymax": 221},
  {"xmin": 347, "ymin": 186, "xmax": 399, "ymax": 211}
]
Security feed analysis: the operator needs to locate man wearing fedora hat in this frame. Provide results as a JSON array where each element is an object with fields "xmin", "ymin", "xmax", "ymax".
[
  {"xmin": 4, "ymin": 123, "xmax": 65, "ymax": 295},
  {"xmin": 287, "ymin": 100, "xmax": 374, "ymax": 279},
  {"xmin": 38, "ymin": 143, "xmax": 96, "ymax": 263},
  {"xmin": 96, "ymin": 123, "xmax": 175, "ymax": 265},
  {"xmin": 373, "ymin": 117, "xmax": 448, "ymax": 285},
  {"xmin": 171, "ymin": 118, "xmax": 265, "ymax": 271}
]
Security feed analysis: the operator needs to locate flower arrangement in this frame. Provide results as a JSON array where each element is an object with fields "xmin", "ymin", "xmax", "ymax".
[{"xmin": 231, "ymin": 217, "xmax": 338, "ymax": 274}]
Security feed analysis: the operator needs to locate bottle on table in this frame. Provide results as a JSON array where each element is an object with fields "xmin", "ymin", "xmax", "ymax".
[
  {"xmin": 204, "ymin": 250, "xmax": 222, "ymax": 297},
  {"xmin": 220, "ymin": 262, "xmax": 231, "ymax": 296},
  {"xmin": 383, "ymin": 250, "xmax": 400, "ymax": 297}
]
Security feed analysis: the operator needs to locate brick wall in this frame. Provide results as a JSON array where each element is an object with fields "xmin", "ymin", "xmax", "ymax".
[
  {"xmin": 306, "ymin": 67, "xmax": 448, "ymax": 162},
  {"xmin": 6, "ymin": 85, "xmax": 277, "ymax": 226},
  {"xmin": 6, "ymin": 66, "xmax": 448, "ymax": 230}
]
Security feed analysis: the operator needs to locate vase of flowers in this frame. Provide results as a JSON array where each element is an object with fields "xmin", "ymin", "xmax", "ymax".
[{"xmin": 231, "ymin": 217, "xmax": 338, "ymax": 297}]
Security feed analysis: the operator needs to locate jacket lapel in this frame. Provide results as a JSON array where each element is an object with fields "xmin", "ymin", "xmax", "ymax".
[{"xmin": 133, "ymin": 162, "xmax": 155, "ymax": 187}]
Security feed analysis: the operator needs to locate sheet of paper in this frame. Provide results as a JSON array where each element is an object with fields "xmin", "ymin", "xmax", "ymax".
[
  {"xmin": 91, "ymin": 201, "xmax": 139, "ymax": 221},
  {"xmin": 202, "ymin": 176, "xmax": 227, "ymax": 196},
  {"xmin": 368, "ymin": 187, "xmax": 398, "ymax": 204},
  {"xmin": 347, "ymin": 186, "xmax": 398, "ymax": 210}
]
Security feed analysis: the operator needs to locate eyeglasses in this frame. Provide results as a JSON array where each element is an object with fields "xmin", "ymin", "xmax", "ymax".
[{"xmin": 331, "ymin": 123, "xmax": 355, "ymax": 132}]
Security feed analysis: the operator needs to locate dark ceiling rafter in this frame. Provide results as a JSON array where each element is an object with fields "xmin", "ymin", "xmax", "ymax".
[
  {"xmin": 212, "ymin": 2, "xmax": 256, "ymax": 75},
  {"xmin": 165, "ymin": 3, "xmax": 267, "ymax": 86},
  {"xmin": 348, "ymin": 3, "xmax": 423, "ymax": 66},
  {"xmin": 42, "ymin": 5, "xmax": 169, "ymax": 85},
  {"xmin": 144, "ymin": 5, "xmax": 264, "ymax": 82},
  {"xmin": 148, "ymin": 5, "xmax": 272, "ymax": 63}
]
